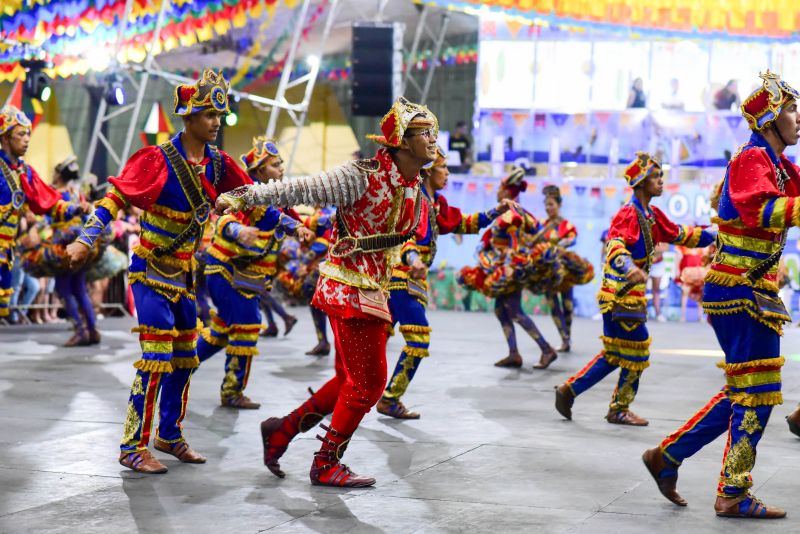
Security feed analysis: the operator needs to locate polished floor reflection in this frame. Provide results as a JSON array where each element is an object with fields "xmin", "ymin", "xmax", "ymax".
[{"xmin": 1, "ymin": 311, "xmax": 799, "ymax": 533}]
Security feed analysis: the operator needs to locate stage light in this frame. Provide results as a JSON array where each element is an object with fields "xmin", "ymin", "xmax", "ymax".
[
  {"xmin": 104, "ymin": 75, "xmax": 125, "ymax": 106},
  {"xmin": 306, "ymin": 55, "xmax": 320, "ymax": 69},
  {"xmin": 225, "ymin": 96, "xmax": 240, "ymax": 127},
  {"xmin": 21, "ymin": 59, "xmax": 52, "ymax": 102}
]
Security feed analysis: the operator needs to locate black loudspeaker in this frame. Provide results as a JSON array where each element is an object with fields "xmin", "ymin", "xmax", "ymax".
[{"xmin": 351, "ymin": 22, "xmax": 403, "ymax": 117}]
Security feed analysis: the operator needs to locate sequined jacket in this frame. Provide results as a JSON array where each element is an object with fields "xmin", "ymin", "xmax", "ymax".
[
  {"xmin": 76, "ymin": 133, "xmax": 250, "ymax": 299},
  {"xmin": 231, "ymin": 148, "xmax": 421, "ymax": 320},
  {"xmin": 600, "ymin": 195, "xmax": 714, "ymax": 312},
  {"xmin": 703, "ymin": 132, "xmax": 800, "ymax": 332}
]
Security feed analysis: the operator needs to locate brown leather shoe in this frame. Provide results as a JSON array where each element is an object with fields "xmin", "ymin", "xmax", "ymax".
[
  {"xmin": 787, "ymin": 406, "xmax": 800, "ymax": 438},
  {"xmin": 119, "ymin": 449, "xmax": 168, "ymax": 474},
  {"xmin": 283, "ymin": 315, "xmax": 298, "ymax": 336},
  {"xmin": 557, "ymin": 342, "xmax": 571, "ymax": 353},
  {"xmin": 494, "ymin": 352, "xmax": 523, "ymax": 368},
  {"xmin": 533, "ymin": 348, "xmax": 558, "ymax": 369},
  {"xmin": 260, "ymin": 325, "xmax": 279, "ymax": 338},
  {"xmin": 306, "ymin": 341, "xmax": 331, "ymax": 356},
  {"xmin": 63, "ymin": 332, "xmax": 91, "ymax": 347},
  {"xmin": 88, "ymin": 329, "xmax": 101, "ymax": 345},
  {"xmin": 642, "ymin": 447, "xmax": 686, "ymax": 506},
  {"xmin": 222, "ymin": 394, "xmax": 261, "ymax": 410},
  {"xmin": 376, "ymin": 397, "xmax": 420, "ymax": 419},
  {"xmin": 714, "ymin": 494, "xmax": 786, "ymax": 519},
  {"xmin": 606, "ymin": 410, "xmax": 649, "ymax": 426},
  {"xmin": 154, "ymin": 438, "xmax": 207, "ymax": 463},
  {"xmin": 554, "ymin": 383, "xmax": 574, "ymax": 420}
]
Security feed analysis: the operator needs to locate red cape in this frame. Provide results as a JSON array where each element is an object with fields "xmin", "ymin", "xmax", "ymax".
[{"xmin": 19, "ymin": 164, "xmax": 60, "ymax": 216}]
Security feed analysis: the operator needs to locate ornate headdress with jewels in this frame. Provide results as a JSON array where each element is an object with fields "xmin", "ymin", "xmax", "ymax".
[
  {"xmin": 0, "ymin": 105, "xmax": 32, "ymax": 136},
  {"xmin": 241, "ymin": 136, "xmax": 280, "ymax": 172},
  {"xmin": 173, "ymin": 69, "xmax": 231, "ymax": 116},
  {"xmin": 624, "ymin": 152, "xmax": 661, "ymax": 188},
  {"xmin": 366, "ymin": 96, "xmax": 438, "ymax": 148},
  {"xmin": 741, "ymin": 70, "xmax": 800, "ymax": 132}
]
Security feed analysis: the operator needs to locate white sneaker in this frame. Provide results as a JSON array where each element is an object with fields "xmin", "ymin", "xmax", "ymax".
[{"xmin": 656, "ymin": 314, "xmax": 667, "ymax": 322}]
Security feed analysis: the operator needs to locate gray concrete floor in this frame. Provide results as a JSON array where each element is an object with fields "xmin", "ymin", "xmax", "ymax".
[{"xmin": 2, "ymin": 310, "xmax": 800, "ymax": 533}]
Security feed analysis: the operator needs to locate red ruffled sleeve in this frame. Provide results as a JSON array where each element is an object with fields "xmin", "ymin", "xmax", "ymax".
[
  {"xmin": 20, "ymin": 164, "xmax": 60, "ymax": 215},
  {"xmin": 607, "ymin": 205, "xmax": 640, "ymax": 246},
  {"xmin": 434, "ymin": 194, "xmax": 465, "ymax": 235},
  {"xmin": 650, "ymin": 205, "xmax": 682, "ymax": 243},
  {"xmin": 217, "ymin": 151, "xmax": 253, "ymax": 194},
  {"xmin": 108, "ymin": 146, "xmax": 168, "ymax": 211}
]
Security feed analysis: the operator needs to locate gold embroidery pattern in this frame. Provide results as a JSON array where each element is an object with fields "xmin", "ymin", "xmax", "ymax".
[
  {"xmin": 121, "ymin": 401, "xmax": 141, "ymax": 446},
  {"xmin": 721, "ymin": 435, "xmax": 756, "ymax": 489},
  {"xmin": 738, "ymin": 410, "xmax": 763, "ymax": 435}
]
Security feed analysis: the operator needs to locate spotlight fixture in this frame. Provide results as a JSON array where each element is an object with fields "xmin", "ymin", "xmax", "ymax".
[
  {"xmin": 225, "ymin": 95, "xmax": 240, "ymax": 127},
  {"xmin": 104, "ymin": 75, "xmax": 125, "ymax": 106},
  {"xmin": 20, "ymin": 59, "xmax": 53, "ymax": 102}
]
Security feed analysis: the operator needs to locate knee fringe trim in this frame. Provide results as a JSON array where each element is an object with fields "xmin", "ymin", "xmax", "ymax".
[
  {"xmin": 172, "ymin": 356, "xmax": 200, "ymax": 369},
  {"xmin": 228, "ymin": 323, "xmax": 265, "ymax": 334},
  {"xmin": 129, "ymin": 274, "xmax": 193, "ymax": 302},
  {"xmin": 704, "ymin": 299, "xmax": 784, "ymax": 335},
  {"xmin": 386, "ymin": 324, "xmax": 395, "ymax": 337},
  {"xmin": 226, "ymin": 346, "xmax": 258, "ymax": 357},
  {"xmin": 132, "ymin": 325, "xmax": 179, "ymax": 336},
  {"xmin": 0, "ymin": 287, "xmax": 13, "ymax": 296},
  {"xmin": 175, "ymin": 325, "xmax": 199, "ymax": 337},
  {"xmin": 403, "ymin": 346, "xmax": 429, "ymax": 358},
  {"xmin": 133, "ymin": 359, "xmax": 173, "ymax": 373},
  {"xmin": 704, "ymin": 270, "xmax": 778, "ymax": 294},
  {"xmin": 399, "ymin": 324, "xmax": 432, "ymax": 334},
  {"xmin": 717, "ymin": 356, "xmax": 785, "ymax": 372},
  {"xmin": 603, "ymin": 353, "xmax": 650, "ymax": 371},
  {"xmin": 600, "ymin": 335, "xmax": 652, "ymax": 350},
  {"xmin": 727, "ymin": 391, "xmax": 783, "ymax": 407},
  {"xmin": 200, "ymin": 327, "xmax": 227, "ymax": 346}
]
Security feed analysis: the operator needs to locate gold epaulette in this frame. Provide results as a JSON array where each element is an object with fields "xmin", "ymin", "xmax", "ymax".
[{"xmin": 353, "ymin": 158, "xmax": 381, "ymax": 173}]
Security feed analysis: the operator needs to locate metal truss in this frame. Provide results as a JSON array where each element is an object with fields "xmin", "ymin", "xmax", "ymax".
[
  {"xmin": 402, "ymin": 4, "xmax": 450, "ymax": 104},
  {"xmin": 83, "ymin": 0, "xmax": 333, "ymax": 177}
]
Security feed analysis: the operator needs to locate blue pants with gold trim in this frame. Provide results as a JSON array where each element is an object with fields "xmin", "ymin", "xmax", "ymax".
[
  {"xmin": 546, "ymin": 288, "xmax": 574, "ymax": 345},
  {"xmin": 383, "ymin": 287, "xmax": 430, "ymax": 402},
  {"xmin": 0, "ymin": 259, "xmax": 12, "ymax": 318},
  {"xmin": 121, "ymin": 281, "xmax": 199, "ymax": 453},
  {"xmin": 196, "ymin": 273, "xmax": 262, "ymax": 401},
  {"xmin": 566, "ymin": 312, "xmax": 651, "ymax": 413},
  {"xmin": 657, "ymin": 312, "xmax": 781, "ymax": 497}
]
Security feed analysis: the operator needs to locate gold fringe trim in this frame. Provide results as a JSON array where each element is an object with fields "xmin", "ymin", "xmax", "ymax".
[
  {"xmin": 133, "ymin": 246, "xmax": 194, "ymax": 271},
  {"xmin": 132, "ymin": 325, "xmax": 179, "ymax": 336},
  {"xmin": 149, "ymin": 203, "xmax": 193, "ymax": 222},
  {"xmin": 600, "ymin": 335, "xmax": 652, "ymax": 350},
  {"xmin": 175, "ymin": 325, "xmax": 199, "ymax": 336},
  {"xmin": 704, "ymin": 270, "xmax": 778, "ymax": 293},
  {"xmin": 403, "ymin": 346, "xmax": 429, "ymax": 358},
  {"xmin": 716, "ymin": 356, "xmax": 785, "ymax": 372},
  {"xmin": 386, "ymin": 324, "xmax": 395, "ymax": 337},
  {"xmin": 400, "ymin": 324, "xmax": 432, "ymax": 334},
  {"xmin": 200, "ymin": 328, "xmax": 227, "ymax": 346},
  {"xmin": 727, "ymin": 391, "xmax": 783, "ymax": 407},
  {"xmin": 129, "ymin": 274, "xmax": 193, "ymax": 302},
  {"xmin": 703, "ymin": 300, "xmax": 784, "ymax": 335},
  {"xmin": 226, "ymin": 345, "xmax": 258, "ymax": 357},
  {"xmin": 133, "ymin": 359, "xmax": 174, "ymax": 373},
  {"xmin": 171, "ymin": 356, "xmax": 200, "ymax": 369},
  {"xmin": 603, "ymin": 353, "xmax": 651, "ymax": 371}
]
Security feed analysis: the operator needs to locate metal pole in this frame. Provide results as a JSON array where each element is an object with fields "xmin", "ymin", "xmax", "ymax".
[
  {"xmin": 266, "ymin": 0, "xmax": 312, "ymax": 138},
  {"xmin": 286, "ymin": 0, "xmax": 340, "ymax": 174},
  {"xmin": 420, "ymin": 13, "xmax": 449, "ymax": 103},
  {"xmin": 403, "ymin": 5, "xmax": 428, "ymax": 95},
  {"xmin": 119, "ymin": 0, "xmax": 171, "ymax": 171}
]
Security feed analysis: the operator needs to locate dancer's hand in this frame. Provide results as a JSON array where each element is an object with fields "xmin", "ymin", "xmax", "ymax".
[
  {"xmin": 215, "ymin": 193, "xmax": 244, "ymax": 215},
  {"xmin": 66, "ymin": 241, "xmax": 91, "ymax": 269},
  {"xmin": 626, "ymin": 266, "xmax": 647, "ymax": 284},
  {"xmin": 410, "ymin": 259, "xmax": 428, "ymax": 279},
  {"xmin": 238, "ymin": 226, "xmax": 260, "ymax": 246},
  {"xmin": 296, "ymin": 226, "xmax": 315, "ymax": 244}
]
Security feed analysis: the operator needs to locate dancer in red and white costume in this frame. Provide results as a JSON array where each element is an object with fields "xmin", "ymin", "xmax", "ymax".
[{"xmin": 216, "ymin": 97, "xmax": 438, "ymax": 487}]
